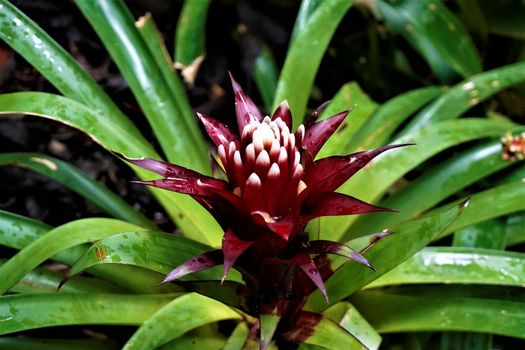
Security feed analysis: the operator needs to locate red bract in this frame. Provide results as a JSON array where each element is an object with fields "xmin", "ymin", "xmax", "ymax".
[{"xmin": 120, "ymin": 75, "xmax": 407, "ymax": 349}]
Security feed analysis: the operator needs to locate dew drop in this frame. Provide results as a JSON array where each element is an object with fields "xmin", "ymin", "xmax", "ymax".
[{"xmin": 309, "ymin": 268, "xmax": 318, "ymax": 275}]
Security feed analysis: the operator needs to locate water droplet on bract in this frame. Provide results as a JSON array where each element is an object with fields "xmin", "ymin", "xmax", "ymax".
[
  {"xmin": 197, "ymin": 257, "xmax": 206, "ymax": 263},
  {"xmin": 309, "ymin": 268, "xmax": 318, "ymax": 275}
]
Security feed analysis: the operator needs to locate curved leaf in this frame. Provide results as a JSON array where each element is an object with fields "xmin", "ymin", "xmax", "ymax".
[
  {"xmin": 378, "ymin": 0, "xmax": 481, "ymax": 80},
  {"xmin": 4, "ymin": 260, "xmax": 127, "ymax": 295},
  {"xmin": 350, "ymin": 289, "xmax": 525, "ymax": 339},
  {"xmin": 253, "ymin": 45, "xmax": 279, "ymax": 111},
  {"xmin": 224, "ymin": 322, "xmax": 250, "ymax": 350},
  {"xmin": 0, "ymin": 218, "xmax": 141, "ymax": 295},
  {"xmin": 0, "ymin": 0, "xmax": 144, "ymax": 142},
  {"xmin": 74, "ymin": 0, "xmax": 208, "ymax": 171},
  {"xmin": 0, "ymin": 211, "xmax": 179, "ymax": 294},
  {"xmin": 273, "ymin": 0, "xmax": 355, "ymax": 125},
  {"xmin": 365, "ymin": 247, "xmax": 525, "ymax": 289},
  {"xmin": 317, "ymin": 82, "xmax": 379, "ymax": 157},
  {"xmin": 66, "ymin": 230, "xmax": 242, "ymax": 283},
  {"xmin": 123, "ymin": 293, "xmax": 240, "ymax": 350},
  {"xmin": 0, "ymin": 152, "xmax": 154, "ymax": 229},
  {"xmin": 325, "ymin": 118, "xmax": 514, "ymax": 241},
  {"xmin": 0, "ymin": 293, "xmax": 178, "ymax": 335},
  {"xmin": 136, "ymin": 13, "xmax": 198, "ymax": 148},
  {"xmin": 306, "ymin": 201, "xmax": 466, "ymax": 312},
  {"xmin": 506, "ymin": 214, "xmax": 525, "ymax": 247},
  {"xmin": 323, "ymin": 302, "xmax": 381, "ymax": 350},
  {"xmin": 284, "ymin": 312, "xmax": 364, "ymax": 350},
  {"xmin": 175, "ymin": 0, "xmax": 211, "ymax": 67},
  {"xmin": 401, "ymin": 61, "xmax": 525, "ymax": 135},
  {"xmin": 0, "ymin": 92, "xmax": 223, "ymax": 246},
  {"xmin": 434, "ymin": 179, "xmax": 525, "ymax": 238},
  {"xmin": 351, "ymin": 139, "xmax": 513, "ymax": 234},
  {"xmin": 350, "ymin": 86, "xmax": 442, "ymax": 151},
  {"xmin": 0, "ymin": 337, "xmax": 119, "ymax": 350}
]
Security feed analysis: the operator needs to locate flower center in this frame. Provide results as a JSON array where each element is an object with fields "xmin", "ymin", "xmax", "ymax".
[{"xmin": 217, "ymin": 116, "xmax": 306, "ymax": 217}]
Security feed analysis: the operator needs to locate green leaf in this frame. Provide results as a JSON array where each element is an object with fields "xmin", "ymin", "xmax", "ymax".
[
  {"xmin": 74, "ymin": 0, "xmax": 208, "ymax": 172},
  {"xmin": 435, "ymin": 179, "xmax": 525, "ymax": 238},
  {"xmin": 0, "ymin": 152, "xmax": 154, "ymax": 229},
  {"xmin": 377, "ymin": 0, "xmax": 481, "ymax": 80},
  {"xmin": 365, "ymin": 247, "xmax": 525, "ymax": 289},
  {"xmin": 293, "ymin": 313, "xmax": 364, "ymax": 350},
  {"xmin": 160, "ymin": 326, "xmax": 228, "ymax": 350},
  {"xmin": 224, "ymin": 322, "xmax": 250, "ymax": 350},
  {"xmin": 400, "ymin": 61, "xmax": 525, "ymax": 135},
  {"xmin": 0, "ymin": 92, "xmax": 223, "ymax": 247},
  {"xmin": 323, "ymin": 302, "xmax": 381, "ymax": 350},
  {"xmin": 4, "ymin": 259, "xmax": 128, "ymax": 294},
  {"xmin": 136, "ymin": 13, "xmax": 202, "ymax": 152},
  {"xmin": 273, "ymin": 0, "xmax": 355, "ymax": 125},
  {"xmin": 175, "ymin": 0, "xmax": 211, "ymax": 67},
  {"xmin": 290, "ymin": 0, "xmax": 323, "ymax": 45},
  {"xmin": 0, "ymin": 218, "xmax": 140, "ymax": 295},
  {"xmin": 325, "ymin": 118, "xmax": 514, "ymax": 241},
  {"xmin": 253, "ymin": 45, "xmax": 279, "ymax": 112},
  {"xmin": 351, "ymin": 139, "xmax": 513, "ymax": 234},
  {"xmin": 66, "ymin": 230, "xmax": 236, "ymax": 282},
  {"xmin": 350, "ymin": 289, "xmax": 525, "ymax": 339},
  {"xmin": 452, "ymin": 219, "xmax": 507, "ymax": 250},
  {"xmin": 0, "ymin": 0, "xmax": 145, "ymax": 143},
  {"xmin": 123, "ymin": 293, "xmax": 240, "ymax": 350},
  {"xmin": 306, "ymin": 201, "xmax": 465, "ymax": 312},
  {"xmin": 349, "ymin": 86, "xmax": 442, "ymax": 151},
  {"xmin": 506, "ymin": 214, "xmax": 525, "ymax": 247},
  {"xmin": 0, "ymin": 337, "xmax": 119, "ymax": 350},
  {"xmin": 0, "ymin": 293, "xmax": 179, "ymax": 335},
  {"xmin": 0, "ymin": 211, "xmax": 181, "ymax": 294},
  {"xmin": 317, "ymin": 82, "xmax": 379, "ymax": 157}
]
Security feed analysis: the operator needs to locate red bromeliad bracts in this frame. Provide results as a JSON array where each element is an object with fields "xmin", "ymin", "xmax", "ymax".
[{"xmin": 119, "ymin": 74, "xmax": 407, "ymax": 349}]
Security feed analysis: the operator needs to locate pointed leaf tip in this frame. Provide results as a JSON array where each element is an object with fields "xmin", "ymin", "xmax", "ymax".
[
  {"xmin": 221, "ymin": 229, "xmax": 254, "ymax": 284},
  {"xmin": 162, "ymin": 250, "xmax": 222, "ymax": 284}
]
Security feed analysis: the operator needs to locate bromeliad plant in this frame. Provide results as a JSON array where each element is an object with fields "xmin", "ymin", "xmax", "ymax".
[
  {"xmin": 1, "ymin": 0, "xmax": 525, "ymax": 349},
  {"xmin": 117, "ymin": 75, "xmax": 406, "ymax": 346}
]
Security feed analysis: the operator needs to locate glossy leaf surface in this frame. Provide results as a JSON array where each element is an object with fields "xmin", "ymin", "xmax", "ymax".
[
  {"xmin": 401, "ymin": 61, "xmax": 525, "ymax": 135},
  {"xmin": 0, "ymin": 152, "xmax": 154, "ymax": 229},
  {"xmin": 123, "ymin": 293, "xmax": 240, "ymax": 350},
  {"xmin": 0, "ymin": 218, "xmax": 140, "ymax": 294},
  {"xmin": 306, "ymin": 202, "xmax": 465, "ymax": 311},
  {"xmin": 273, "ymin": 0, "xmax": 354, "ymax": 125},
  {"xmin": 351, "ymin": 289, "xmax": 525, "ymax": 339},
  {"xmin": 365, "ymin": 247, "xmax": 525, "ymax": 289},
  {"xmin": 0, "ymin": 92, "xmax": 223, "ymax": 246},
  {"xmin": 0, "ymin": 293, "xmax": 179, "ymax": 334}
]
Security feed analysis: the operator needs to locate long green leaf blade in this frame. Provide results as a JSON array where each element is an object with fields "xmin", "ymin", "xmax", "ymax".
[
  {"xmin": 378, "ymin": 0, "xmax": 481, "ymax": 80},
  {"xmin": 0, "ymin": 218, "xmax": 140, "ymax": 294},
  {"xmin": 273, "ymin": 0, "xmax": 355, "ymax": 125},
  {"xmin": 350, "ymin": 86, "xmax": 442, "ymax": 151},
  {"xmin": 123, "ymin": 293, "xmax": 240, "ymax": 350},
  {"xmin": 0, "ymin": 0, "xmax": 145, "ymax": 143},
  {"xmin": 350, "ymin": 289, "xmax": 525, "ymax": 339},
  {"xmin": 74, "ymin": 0, "xmax": 208, "ymax": 172},
  {"xmin": 317, "ymin": 82, "xmax": 379, "ymax": 157},
  {"xmin": 326, "ymin": 118, "xmax": 514, "ymax": 241},
  {"xmin": 306, "ymin": 201, "xmax": 465, "ymax": 312},
  {"xmin": 401, "ymin": 61, "xmax": 525, "ymax": 135},
  {"xmin": 365, "ymin": 247, "xmax": 525, "ymax": 289},
  {"xmin": 0, "ymin": 152, "xmax": 154, "ymax": 229},
  {"xmin": 351, "ymin": 139, "xmax": 513, "ymax": 234},
  {"xmin": 175, "ymin": 0, "xmax": 211, "ymax": 68},
  {"xmin": 0, "ymin": 92, "xmax": 223, "ymax": 246},
  {"xmin": 0, "ymin": 293, "xmax": 179, "ymax": 335}
]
